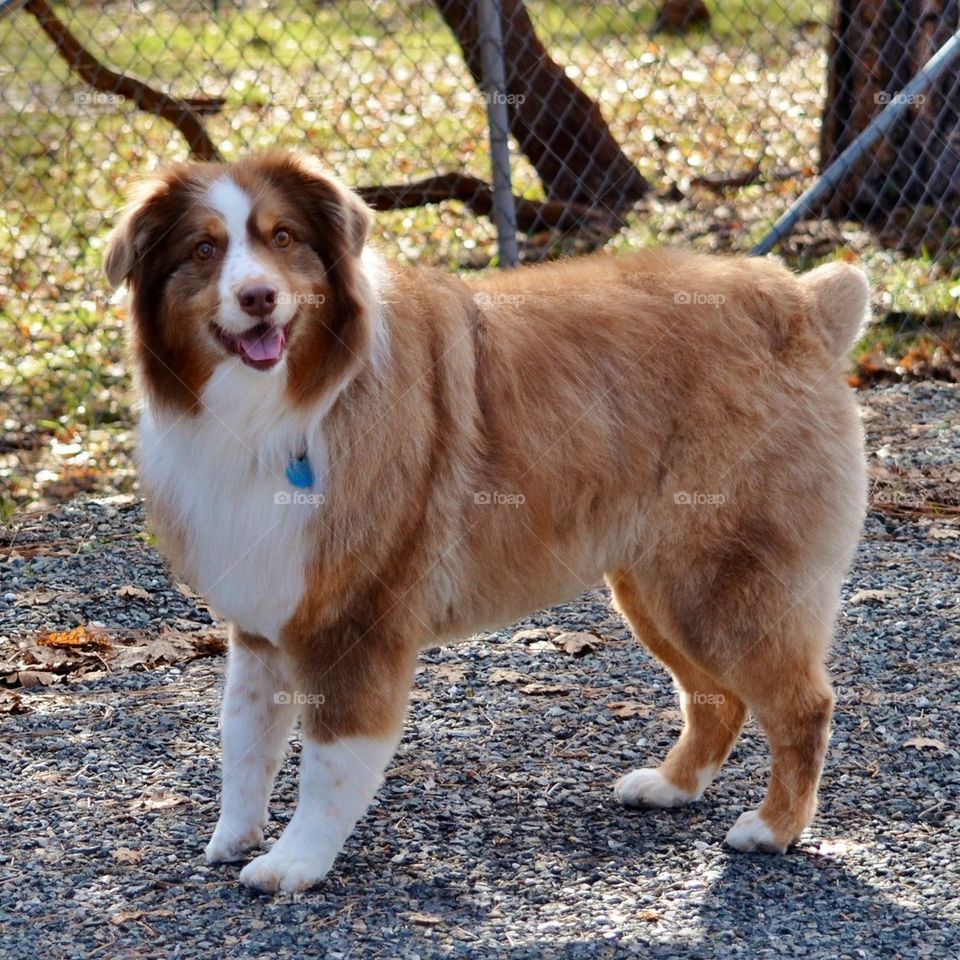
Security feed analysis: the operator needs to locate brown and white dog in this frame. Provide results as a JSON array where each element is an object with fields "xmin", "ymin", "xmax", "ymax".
[{"xmin": 104, "ymin": 151, "xmax": 868, "ymax": 892}]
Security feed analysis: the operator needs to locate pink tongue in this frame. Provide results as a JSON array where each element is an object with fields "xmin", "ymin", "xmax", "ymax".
[{"xmin": 239, "ymin": 327, "xmax": 285, "ymax": 362}]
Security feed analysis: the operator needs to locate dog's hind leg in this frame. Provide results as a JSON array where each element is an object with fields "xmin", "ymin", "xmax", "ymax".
[
  {"xmin": 613, "ymin": 551, "xmax": 841, "ymax": 853},
  {"xmin": 205, "ymin": 628, "xmax": 300, "ymax": 864},
  {"xmin": 718, "ymin": 613, "xmax": 835, "ymax": 854},
  {"xmin": 724, "ymin": 690, "xmax": 834, "ymax": 854},
  {"xmin": 608, "ymin": 569, "xmax": 747, "ymax": 809},
  {"xmin": 685, "ymin": 560, "xmax": 840, "ymax": 853}
]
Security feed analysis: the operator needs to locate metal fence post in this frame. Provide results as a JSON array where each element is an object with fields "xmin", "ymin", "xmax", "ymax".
[
  {"xmin": 476, "ymin": 0, "xmax": 520, "ymax": 269},
  {"xmin": 751, "ymin": 29, "xmax": 960, "ymax": 257}
]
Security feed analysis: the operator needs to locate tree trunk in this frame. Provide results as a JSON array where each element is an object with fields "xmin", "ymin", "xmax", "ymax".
[
  {"xmin": 435, "ymin": 0, "xmax": 649, "ymax": 212},
  {"xmin": 820, "ymin": 0, "xmax": 960, "ymax": 247}
]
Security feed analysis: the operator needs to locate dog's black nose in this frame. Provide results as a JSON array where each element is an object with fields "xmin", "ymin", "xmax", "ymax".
[{"xmin": 238, "ymin": 285, "xmax": 277, "ymax": 318}]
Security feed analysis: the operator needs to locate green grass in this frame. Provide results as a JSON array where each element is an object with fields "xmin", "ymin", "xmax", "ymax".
[{"xmin": 0, "ymin": 0, "xmax": 956, "ymax": 513}]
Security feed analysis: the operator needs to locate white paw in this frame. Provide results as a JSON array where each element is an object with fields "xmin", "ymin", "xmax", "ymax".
[
  {"xmin": 204, "ymin": 820, "xmax": 263, "ymax": 864},
  {"xmin": 238, "ymin": 847, "xmax": 334, "ymax": 893},
  {"xmin": 725, "ymin": 809, "xmax": 786, "ymax": 853},
  {"xmin": 614, "ymin": 768, "xmax": 696, "ymax": 808}
]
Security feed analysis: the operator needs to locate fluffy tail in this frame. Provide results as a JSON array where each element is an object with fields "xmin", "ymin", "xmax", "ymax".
[{"xmin": 800, "ymin": 262, "xmax": 871, "ymax": 356}]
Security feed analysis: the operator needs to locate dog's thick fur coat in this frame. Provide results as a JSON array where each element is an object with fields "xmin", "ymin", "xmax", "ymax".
[{"xmin": 105, "ymin": 152, "xmax": 868, "ymax": 891}]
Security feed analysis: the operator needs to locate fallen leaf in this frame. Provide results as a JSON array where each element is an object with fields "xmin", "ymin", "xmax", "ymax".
[
  {"xmin": 110, "ymin": 908, "xmax": 173, "ymax": 925},
  {"xmin": 431, "ymin": 664, "xmax": 467, "ymax": 684},
  {"xmin": 133, "ymin": 792, "xmax": 187, "ymax": 811},
  {"xmin": 526, "ymin": 640, "xmax": 557, "ymax": 652},
  {"xmin": 551, "ymin": 631, "xmax": 600, "ymax": 656},
  {"xmin": 903, "ymin": 736, "xmax": 948, "ymax": 752},
  {"xmin": 113, "ymin": 628, "xmax": 225, "ymax": 669},
  {"xmin": 490, "ymin": 668, "xmax": 527, "ymax": 685},
  {"xmin": 117, "ymin": 584, "xmax": 150, "ymax": 600},
  {"xmin": 110, "ymin": 911, "xmax": 144, "ymax": 926},
  {"xmin": 607, "ymin": 700, "xmax": 652, "ymax": 719},
  {"xmin": 169, "ymin": 616, "xmax": 210, "ymax": 632},
  {"xmin": 849, "ymin": 588, "xmax": 901, "ymax": 606},
  {"xmin": 112, "ymin": 645, "xmax": 154, "ymax": 670},
  {"xmin": 512, "ymin": 628, "xmax": 555, "ymax": 644},
  {"xmin": 112, "ymin": 847, "xmax": 143, "ymax": 865},
  {"xmin": 132, "ymin": 636, "xmax": 188, "ymax": 666},
  {"xmin": 488, "ymin": 668, "xmax": 574, "ymax": 696},
  {"xmin": 36, "ymin": 626, "xmax": 109, "ymax": 648},
  {"xmin": 18, "ymin": 590, "xmax": 61, "ymax": 606},
  {"xmin": 13, "ymin": 669, "xmax": 60, "ymax": 688},
  {"xmin": 185, "ymin": 629, "xmax": 227, "ymax": 657},
  {"xmin": 0, "ymin": 691, "xmax": 29, "ymax": 715},
  {"xmin": 520, "ymin": 681, "xmax": 575, "ymax": 696},
  {"xmin": 404, "ymin": 912, "xmax": 444, "ymax": 927}
]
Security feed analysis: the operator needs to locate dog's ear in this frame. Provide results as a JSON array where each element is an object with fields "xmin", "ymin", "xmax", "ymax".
[
  {"xmin": 103, "ymin": 177, "xmax": 172, "ymax": 289},
  {"xmin": 285, "ymin": 152, "xmax": 372, "ymax": 261},
  {"xmin": 342, "ymin": 187, "xmax": 373, "ymax": 259},
  {"xmin": 262, "ymin": 152, "xmax": 377, "ymax": 405},
  {"xmin": 324, "ymin": 172, "xmax": 372, "ymax": 262}
]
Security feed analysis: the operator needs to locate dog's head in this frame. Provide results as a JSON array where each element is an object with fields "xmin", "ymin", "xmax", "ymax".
[{"xmin": 105, "ymin": 151, "xmax": 376, "ymax": 412}]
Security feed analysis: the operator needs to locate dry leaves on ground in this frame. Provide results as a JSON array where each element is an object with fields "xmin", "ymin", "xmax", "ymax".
[
  {"xmin": 607, "ymin": 700, "xmax": 653, "ymax": 719},
  {"xmin": 903, "ymin": 736, "xmax": 949, "ymax": 753},
  {"xmin": 488, "ymin": 668, "xmax": 577, "ymax": 697},
  {"xmin": 0, "ymin": 625, "xmax": 226, "ymax": 690},
  {"xmin": 511, "ymin": 627, "xmax": 602, "ymax": 657}
]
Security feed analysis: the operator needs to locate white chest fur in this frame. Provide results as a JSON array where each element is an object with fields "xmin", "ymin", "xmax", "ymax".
[{"xmin": 139, "ymin": 363, "xmax": 325, "ymax": 644}]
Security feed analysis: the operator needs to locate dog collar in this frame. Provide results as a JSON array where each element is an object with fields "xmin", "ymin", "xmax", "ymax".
[{"xmin": 285, "ymin": 453, "xmax": 314, "ymax": 489}]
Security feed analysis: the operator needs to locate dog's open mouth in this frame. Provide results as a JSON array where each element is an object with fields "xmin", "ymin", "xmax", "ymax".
[{"xmin": 213, "ymin": 321, "xmax": 294, "ymax": 371}]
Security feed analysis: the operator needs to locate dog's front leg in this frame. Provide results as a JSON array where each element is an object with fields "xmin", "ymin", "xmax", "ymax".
[
  {"xmin": 237, "ymin": 730, "xmax": 402, "ymax": 893},
  {"xmin": 205, "ymin": 629, "xmax": 299, "ymax": 864},
  {"xmin": 238, "ymin": 635, "xmax": 414, "ymax": 893}
]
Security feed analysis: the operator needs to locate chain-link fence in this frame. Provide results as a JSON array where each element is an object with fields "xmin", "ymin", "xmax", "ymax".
[{"xmin": 1, "ymin": 0, "xmax": 958, "ymax": 513}]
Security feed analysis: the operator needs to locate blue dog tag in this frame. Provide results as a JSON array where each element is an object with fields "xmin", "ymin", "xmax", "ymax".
[{"xmin": 285, "ymin": 454, "xmax": 314, "ymax": 490}]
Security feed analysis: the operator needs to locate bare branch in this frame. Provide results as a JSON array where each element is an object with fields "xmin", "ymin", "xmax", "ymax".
[
  {"xmin": 356, "ymin": 174, "xmax": 623, "ymax": 234},
  {"xmin": 25, "ymin": 0, "xmax": 223, "ymax": 161}
]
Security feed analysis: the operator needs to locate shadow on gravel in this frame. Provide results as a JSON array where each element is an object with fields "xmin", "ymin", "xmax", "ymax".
[
  {"xmin": 696, "ymin": 851, "xmax": 932, "ymax": 956},
  {"xmin": 5, "ymin": 666, "xmax": 952, "ymax": 960}
]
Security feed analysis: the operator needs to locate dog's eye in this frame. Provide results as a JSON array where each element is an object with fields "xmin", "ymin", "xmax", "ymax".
[
  {"xmin": 194, "ymin": 240, "xmax": 216, "ymax": 262},
  {"xmin": 273, "ymin": 228, "xmax": 292, "ymax": 248}
]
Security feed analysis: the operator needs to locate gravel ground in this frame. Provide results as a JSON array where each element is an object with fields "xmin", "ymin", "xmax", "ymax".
[{"xmin": 1, "ymin": 382, "xmax": 958, "ymax": 959}]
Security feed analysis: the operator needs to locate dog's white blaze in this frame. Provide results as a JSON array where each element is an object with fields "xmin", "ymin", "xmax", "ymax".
[
  {"xmin": 206, "ymin": 177, "xmax": 293, "ymax": 333},
  {"xmin": 205, "ymin": 640, "xmax": 298, "ymax": 862},
  {"xmin": 238, "ymin": 734, "xmax": 399, "ymax": 892}
]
